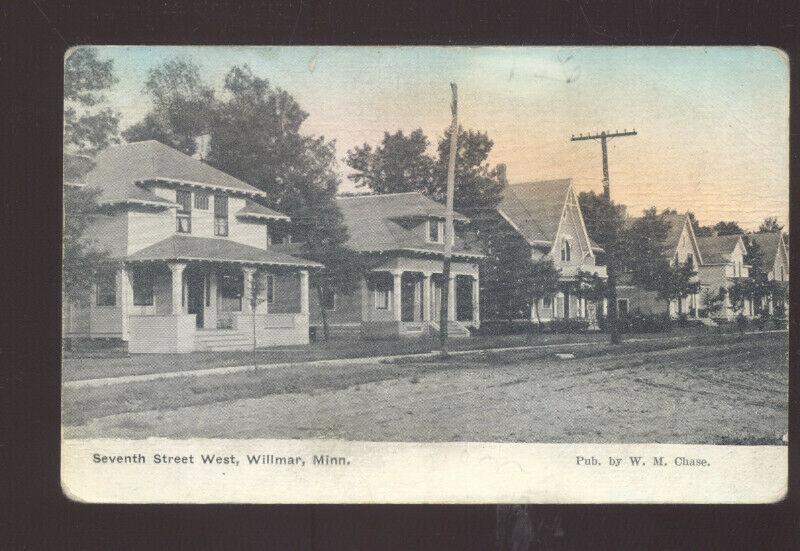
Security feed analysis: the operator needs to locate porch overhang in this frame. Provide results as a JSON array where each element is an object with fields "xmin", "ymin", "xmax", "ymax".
[{"xmin": 126, "ymin": 235, "xmax": 323, "ymax": 269}]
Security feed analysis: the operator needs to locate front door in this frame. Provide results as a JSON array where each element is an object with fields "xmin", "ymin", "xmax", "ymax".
[
  {"xmin": 186, "ymin": 271, "xmax": 205, "ymax": 328},
  {"xmin": 401, "ymin": 276, "xmax": 417, "ymax": 322}
]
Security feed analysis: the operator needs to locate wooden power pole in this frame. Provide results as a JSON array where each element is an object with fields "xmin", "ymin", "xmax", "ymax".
[
  {"xmin": 570, "ymin": 129, "xmax": 636, "ymax": 344},
  {"xmin": 439, "ymin": 83, "xmax": 458, "ymax": 357}
]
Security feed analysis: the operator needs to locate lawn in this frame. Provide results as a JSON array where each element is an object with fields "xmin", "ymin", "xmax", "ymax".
[
  {"xmin": 63, "ymin": 325, "xmax": 747, "ymax": 382},
  {"xmin": 63, "ymin": 331, "xmax": 788, "ymax": 444}
]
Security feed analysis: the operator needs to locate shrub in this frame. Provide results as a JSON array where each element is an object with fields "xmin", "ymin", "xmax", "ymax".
[
  {"xmin": 736, "ymin": 313, "xmax": 748, "ymax": 333},
  {"xmin": 771, "ymin": 313, "xmax": 787, "ymax": 330},
  {"xmin": 549, "ymin": 318, "xmax": 590, "ymax": 333},
  {"xmin": 478, "ymin": 320, "xmax": 536, "ymax": 336},
  {"xmin": 617, "ymin": 309, "xmax": 673, "ymax": 334}
]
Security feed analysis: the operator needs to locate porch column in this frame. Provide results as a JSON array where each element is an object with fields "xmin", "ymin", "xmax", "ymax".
[
  {"xmin": 421, "ymin": 272, "xmax": 432, "ymax": 322},
  {"xmin": 472, "ymin": 275, "xmax": 480, "ymax": 326},
  {"xmin": 361, "ymin": 276, "xmax": 370, "ymax": 321},
  {"xmin": 206, "ymin": 270, "xmax": 218, "ymax": 329},
  {"xmin": 392, "ymin": 270, "xmax": 403, "ymax": 322},
  {"xmin": 299, "ymin": 270, "xmax": 309, "ymax": 315},
  {"xmin": 447, "ymin": 273, "xmax": 456, "ymax": 322},
  {"xmin": 119, "ymin": 266, "xmax": 132, "ymax": 341},
  {"xmin": 242, "ymin": 266, "xmax": 256, "ymax": 314},
  {"xmin": 168, "ymin": 262, "xmax": 186, "ymax": 315}
]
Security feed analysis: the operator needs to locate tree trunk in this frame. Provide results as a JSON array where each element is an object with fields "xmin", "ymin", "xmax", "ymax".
[
  {"xmin": 606, "ymin": 255, "xmax": 621, "ymax": 344},
  {"xmin": 316, "ymin": 286, "xmax": 330, "ymax": 341},
  {"xmin": 533, "ymin": 300, "xmax": 543, "ymax": 331}
]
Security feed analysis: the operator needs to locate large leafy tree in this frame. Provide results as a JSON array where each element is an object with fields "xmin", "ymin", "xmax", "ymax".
[
  {"xmin": 208, "ymin": 66, "xmax": 362, "ymax": 340},
  {"xmin": 621, "ymin": 208, "xmax": 672, "ymax": 288},
  {"xmin": 757, "ymin": 216, "xmax": 784, "ymax": 233},
  {"xmin": 122, "ymin": 57, "xmax": 216, "ymax": 155},
  {"xmin": 657, "ymin": 260, "xmax": 701, "ymax": 315},
  {"xmin": 64, "ymin": 48, "xmax": 121, "ymax": 155},
  {"xmin": 345, "ymin": 129, "xmax": 435, "ymax": 193},
  {"xmin": 687, "ymin": 211, "xmax": 714, "ymax": 237},
  {"xmin": 578, "ymin": 191, "xmax": 627, "ymax": 342},
  {"xmin": 713, "ymin": 221, "xmax": 744, "ymax": 236},
  {"xmin": 63, "ymin": 48, "xmax": 121, "ymax": 303}
]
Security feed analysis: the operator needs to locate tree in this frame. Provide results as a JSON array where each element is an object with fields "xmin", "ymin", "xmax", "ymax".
[
  {"xmin": 63, "ymin": 48, "xmax": 121, "ymax": 304},
  {"xmin": 728, "ymin": 277, "xmax": 756, "ymax": 315},
  {"xmin": 122, "ymin": 57, "xmax": 216, "ymax": 154},
  {"xmin": 687, "ymin": 211, "xmax": 714, "ymax": 237},
  {"xmin": 620, "ymin": 208, "xmax": 672, "ymax": 289},
  {"xmin": 578, "ymin": 191, "xmax": 627, "ymax": 343},
  {"xmin": 64, "ymin": 48, "xmax": 121, "ymax": 155},
  {"xmin": 658, "ymin": 260, "xmax": 701, "ymax": 315},
  {"xmin": 573, "ymin": 270, "xmax": 607, "ymax": 325},
  {"xmin": 345, "ymin": 129, "xmax": 435, "ymax": 193},
  {"xmin": 713, "ymin": 221, "xmax": 744, "ymax": 236},
  {"xmin": 701, "ymin": 286, "xmax": 726, "ymax": 319},
  {"xmin": 758, "ymin": 216, "xmax": 784, "ymax": 233},
  {"xmin": 528, "ymin": 260, "xmax": 562, "ymax": 329},
  {"xmin": 207, "ymin": 66, "xmax": 362, "ymax": 341}
]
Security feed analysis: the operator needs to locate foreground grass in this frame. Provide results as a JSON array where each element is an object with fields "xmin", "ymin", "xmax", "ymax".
[{"xmin": 63, "ymin": 331, "xmax": 786, "ymax": 432}]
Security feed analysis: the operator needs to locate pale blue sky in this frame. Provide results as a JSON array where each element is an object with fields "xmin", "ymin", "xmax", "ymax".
[{"xmin": 89, "ymin": 46, "xmax": 789, "ymax": 230}]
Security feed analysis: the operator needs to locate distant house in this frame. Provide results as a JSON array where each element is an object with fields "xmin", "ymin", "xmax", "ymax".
[
  {"xmin": 745, "ymin": 232, "xmax": 789, "ymax": 316},
  {"xmin": 696, "ymin": 234, "xmax": 751, "ymax": 319},
  {"xmin": 497, "ymin": 179, "xmax": 607, "ymax": 323},
  {"xmin": 307, "ymin": 192, "xmax": 483, "ymax": 339},
  {"xmin": 616, "ymin": 213, "xmax": 703, "ymax": 318},
  {"xmin": 63, "ymin": 140, "xmax": 321, "ymax": 353}
]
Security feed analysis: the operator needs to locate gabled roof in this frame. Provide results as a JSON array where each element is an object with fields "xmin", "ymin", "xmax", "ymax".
[
  {"xmin": 126, "ymin": 235, "xmax": 321, "ymax": 268},
  {"xmin": 498, "ymin": 179, "xmax": 572, "ymax": 245},
  {"xmin": 696, "ymin": 234, "xmax": 745, "ymax": 265},
  {"xmin": 747, "ymin": 232, "xmax": 783, "ymax": 264},
  {"xmin": 335, "ymin": 192, "xmax": 481, "ymax": 258},
  {"xmin": 84, "ymin": 140, "xmax": 268, "ymax": 207},
  {"xmin": 236, "ymin": 199, "xmax": 290, "ymax": 221}
]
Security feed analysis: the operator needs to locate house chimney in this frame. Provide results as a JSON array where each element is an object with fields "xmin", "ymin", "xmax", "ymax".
[{"xmin": 193, "ymin": 134, "xmax": 211, "ymax": 162}]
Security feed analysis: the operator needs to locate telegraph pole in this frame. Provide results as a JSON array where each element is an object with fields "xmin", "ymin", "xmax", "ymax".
[
  {"xmin": 570, "ymin": 128, "xmax": 636, "ymax": 344},
  {"xmin": 439, "ymin": 83, "xmax": 458, "ymax": 358}
]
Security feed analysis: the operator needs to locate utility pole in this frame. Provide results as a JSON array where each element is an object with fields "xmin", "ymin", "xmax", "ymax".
[
  {"xmin": 439, "ymin": 83, "xmax": 458, "ymax": 358},
  {"xmin": 570, "ymin": 128, "xmax": 636, "ymax": 344}
]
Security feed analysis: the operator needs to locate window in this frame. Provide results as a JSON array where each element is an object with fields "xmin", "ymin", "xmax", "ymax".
[
  {"xmin": 214, "ymin": 194, "xmax": 229, "ymax": 236},
  {"xmin": 427, "ymin": 219, "xmax": 442, "ymax": 243},
  {"xmin": 542, "ymin": 296, "xmax": 552, "ymax": 309},
  {"xmin": 95, "ymin": 270, "xmax": 117, "ymax": 306},
  {"xmin": 321, "ymin": 288, "xmax": 336, "ymax": 311},
  {"xmin": 176, "ymin": 190, "xmax": 192, "ymax": 233},
  {"xmin": 375, "ymin": 289, "xmax": 390, "ymax": 309},
  {"xmin": 687, "ymin": 253, "xmax": 694, "ymax": 270},
  {"xmin": 561, "ymin": 240, "xmax": 571, "ymax": 262},
  {"xmin": 265, "ymin": 274, "xmax": 275, "ymax": 304},
  {"xmin": 132, "ymin": 270, "xmax": 154, "ymax": 306},
  {"xmin": 269, "ymin": 226, "xmax": 292, "ymax": 245},
  {"xmin": 194, "ymin": 192, "xmax": 209, "ymax": 210},
  {"xmin": 780, "ymin": 265, "xmax": 785, "ymax": 281}
]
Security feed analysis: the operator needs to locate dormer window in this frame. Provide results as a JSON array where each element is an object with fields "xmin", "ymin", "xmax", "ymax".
[
  {"xmin": 561, "ymin": 240, "xmax": 571, "ymax": 262},
  {"xmin": 214, "ymin": 194, "xmax": 229, "ymax": 236},
  {"xmin": 176, "ymin": 190, "xmax": 192, "ymax": 233},
  {"xmin": 194, "ymin": 192, "xmax": 209, "ymax": 210},
  {"xmin": 427, "ymin": 219, "xmax": 442, "ymax": 243}
]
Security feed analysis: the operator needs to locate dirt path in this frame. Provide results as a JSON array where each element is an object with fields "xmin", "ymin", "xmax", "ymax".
[{"xmin": 64, "ymin": 333, "xmax": 788, "ymax": 444}]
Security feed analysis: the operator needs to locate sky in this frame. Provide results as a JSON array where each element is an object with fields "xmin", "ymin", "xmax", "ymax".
[{"xmin": 89, "ymin": 46, "xmax": 789, "ymax": 231}]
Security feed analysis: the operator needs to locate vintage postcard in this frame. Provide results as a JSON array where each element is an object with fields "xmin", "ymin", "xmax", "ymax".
[{"xmin": 61, "ymin": 46, "xmax": 789, "ymax": 503}]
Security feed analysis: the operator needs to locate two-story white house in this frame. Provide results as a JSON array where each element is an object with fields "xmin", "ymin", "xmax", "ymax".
[
  {"xmin": 497, "ymin": 179, "xmax": 607, "ymax": 323},
  {"xmin": 63, "ymin": 140, "xmax": 322, "ymax": 353},
  {"xmin": 696, "ymin": 234, "xmax": 751, "ymax": 320}
]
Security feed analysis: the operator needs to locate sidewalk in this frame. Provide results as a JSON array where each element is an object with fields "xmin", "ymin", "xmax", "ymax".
[{"xmin": 63, "ymin": 329, "xmax": 786, "ymax": 389}]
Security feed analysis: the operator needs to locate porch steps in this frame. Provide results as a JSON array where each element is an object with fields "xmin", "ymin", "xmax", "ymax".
[{"xmin": 195, "ymin": 329, "xmax": 252, "ymax": 351}]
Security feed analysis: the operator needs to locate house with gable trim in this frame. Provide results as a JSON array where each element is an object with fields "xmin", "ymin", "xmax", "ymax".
[
  {"xmin": 745, "ymin": 231, "xmax": 790, "ymax": 316},
  {"xmin": 305, "ymin": 192, "xmax": 483, "ymax": 339},
  {"xmin": 696, "ymin": 234, "xmax": 753, "ymax": 319},
  {"xmin": 497, "ymin": 179, "xmax": 607, "ymax": 323},
  {"xmin": 616, "ymin": 213, "xmax": 704, "ymax": 318},
  {"xmin": 63, "ymin": 140, "xmax": 321, "ymax": 353}
]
